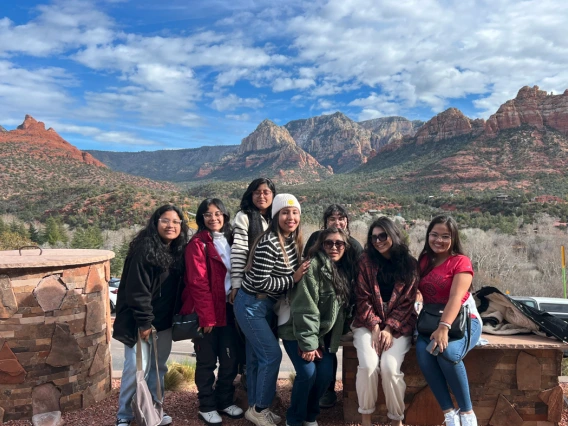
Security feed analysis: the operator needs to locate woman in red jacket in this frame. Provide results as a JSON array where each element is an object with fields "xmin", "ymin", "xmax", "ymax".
[{"xmin": 180, "ymin": 198, "xmax": 244, "ymax": 425}]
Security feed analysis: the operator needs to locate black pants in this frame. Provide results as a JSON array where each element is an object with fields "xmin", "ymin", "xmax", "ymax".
[{"xmin": 194, "ymin": 303, "xmax": 239, "ymax": 412}]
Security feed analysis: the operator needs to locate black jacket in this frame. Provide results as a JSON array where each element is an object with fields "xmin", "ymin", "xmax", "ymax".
[
  {"xmin": 112, "ymin": 248, "xmax": 182, "ymax": 347},
  {"xmin": 475, "ymin": 286, "xmax": 568, "ymax": 343}
]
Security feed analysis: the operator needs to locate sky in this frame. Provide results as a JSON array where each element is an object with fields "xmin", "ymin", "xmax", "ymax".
[{"xmin": 1, "ymin": 0, "xmax": 568, "ymax": 152}]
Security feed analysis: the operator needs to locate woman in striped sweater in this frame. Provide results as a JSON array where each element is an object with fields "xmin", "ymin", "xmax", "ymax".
[{"xmin": 234, "ymin": 194, "xmax": 311, "ymax": 426}]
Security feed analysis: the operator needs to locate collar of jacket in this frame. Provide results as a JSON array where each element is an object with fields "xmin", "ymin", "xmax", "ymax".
[
  {"xmin": 193, "ymin": 230, "xmax": 223, "ymax": 262},
  {"xmin": 314, "ymin": 251, "xmax": 333, "ymax": 282}
]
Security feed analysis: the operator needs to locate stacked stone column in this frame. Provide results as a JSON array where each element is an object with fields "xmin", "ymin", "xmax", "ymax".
[{"xmin": 0, "ymin": 249, "xmax": 114, "ymax": 422}]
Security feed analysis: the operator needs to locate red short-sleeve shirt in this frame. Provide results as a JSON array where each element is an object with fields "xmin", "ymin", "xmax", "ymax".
[{"xmin": 419, "ymin": 254, "xmax": 474, "ymax": 305}]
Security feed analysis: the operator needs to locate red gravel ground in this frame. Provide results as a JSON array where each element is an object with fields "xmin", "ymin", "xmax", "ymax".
[{"xmin": 4, "ymin": 380, "xmax": 568, "ymax": 426}]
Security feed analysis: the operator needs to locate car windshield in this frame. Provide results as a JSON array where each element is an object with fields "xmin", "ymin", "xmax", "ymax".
[{"xmin": 539, "ymin": 303, "xmax": 568, "ymax": 313}]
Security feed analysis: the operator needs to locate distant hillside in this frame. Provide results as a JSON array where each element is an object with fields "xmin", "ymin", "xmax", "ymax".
[
  {"xmin": 353, "ymin": 86, "xmax": 568, "ymax": 194},
  {"xmin": 358, "ymin": 116, "xmax": 423, "ymax": 148},
  {"xmin": 88, "ymin": 145, "xmax": 238, "ymax": 182},
  {"xmin": 0, "ymin": 116, "xmax": 190, "ymax": 228}
]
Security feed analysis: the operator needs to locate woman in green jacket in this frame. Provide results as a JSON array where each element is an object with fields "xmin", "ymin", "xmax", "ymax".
[{"xmin": 279, "ymin": 227, "xmax": 358, "ymax": 426}]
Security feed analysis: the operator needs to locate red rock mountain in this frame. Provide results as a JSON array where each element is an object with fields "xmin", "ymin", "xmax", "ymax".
[
  {"xmin": 198, "ymin": 119, "xmax": 331, "ymax": 183},
  {"xmin": 0, "ymin": 115, "xmax": 104, "ymax": 167}
]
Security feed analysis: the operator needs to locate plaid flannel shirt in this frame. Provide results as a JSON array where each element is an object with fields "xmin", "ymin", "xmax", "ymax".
[{"xmin": 352, "ymin": 253, "xmax": 418, "ymax": 338}]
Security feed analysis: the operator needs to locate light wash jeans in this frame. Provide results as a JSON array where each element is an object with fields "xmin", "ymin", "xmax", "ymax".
[
  {"xmin": 233, "ymin": 290, "xmax": 282, "ymax": 409},
  {"xmin": 116, "ymin": 328, "xmax": 173, "ymax": 420},
  {"xmin": 415, "ymin": 319, "xmax": 481, "ymax": 412}
]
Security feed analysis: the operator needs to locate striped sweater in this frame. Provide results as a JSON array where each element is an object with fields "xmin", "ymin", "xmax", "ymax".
[
  {"xmin": 230, "ymin": 211, "xmax": 269, "ymax": 289},
  {"xmin": 241, "ymin": 232, "xmax": 299, "ymax": 296}
]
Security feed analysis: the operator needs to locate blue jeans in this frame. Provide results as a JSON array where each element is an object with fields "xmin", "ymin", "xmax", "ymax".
[
  {"xmin": 234, "ymin": 290, "xmax": 282, "ymax": 409},
  {"xmin": 415, "ymin": 318, "xmax": 481, "ymax": 412},
  {"xmin": 116, "ymin": 328, "xmax": 173, "ymax": 420},
  {"xmin": 283, "ymin": 340, "xmax": 334, "ymax": 426}
]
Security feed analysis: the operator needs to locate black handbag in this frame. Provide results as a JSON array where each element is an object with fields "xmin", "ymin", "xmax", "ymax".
[
  {"xmin": 417, "ymin": 303, "xmax": 469, "ymax": 340},
  {"xmin": 172, "ymin": 312, "xmax": 203, "ymax": 341}
]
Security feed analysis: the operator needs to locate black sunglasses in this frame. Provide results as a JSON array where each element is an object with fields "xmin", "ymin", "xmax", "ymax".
[
  {"xmin": 323, "ymin": 240, "xmax": 346, "ymax": 250},
  {"xmin": 371, "ymin": 232, "xmax": 388, "ymax": 243}
]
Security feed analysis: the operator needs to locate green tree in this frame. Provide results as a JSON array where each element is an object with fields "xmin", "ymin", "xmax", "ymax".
[
  {"xmin": 110, "ymin": 238, "xmax": 130, "ymax": 277},
  {"xmin": 43, "ymin": 216, "xmax": 68, "ymax": 245},
  {"xmin": 28, "ymin": 223, "xmax": 41, "ymax": 244},
  {"xmin": 71, "ymin": 225, "xmax": 104, "ymax": 249}
]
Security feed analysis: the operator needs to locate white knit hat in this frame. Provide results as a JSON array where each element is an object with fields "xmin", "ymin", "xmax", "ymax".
[{"xmin": 271, "ymin": 194, "xmax": 301, "ymax": 218}]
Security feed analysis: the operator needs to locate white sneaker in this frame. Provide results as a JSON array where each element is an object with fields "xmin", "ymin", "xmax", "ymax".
[
  {"xmin": 199, "ymin": 410, "xmax": 223, "ymax": 425},
  {"xmin": 245, "ymin": 406, "xmax": 276, "ymax": 425},
  {"xmin": 460, "ymin": 412, "xmax": 478, "ymax": 426},
  {"xmin": 268, "ymin": 409, "xmax": 282, "ymax": 424},
  {"xmin": 220, "ymin": 404, "xmax": 244, "ymax": 419},
  {"xmin": 303, "ymin": 422, "xmax": 318, "ymax": 426},
  {"xmin": 443, "ymin": 409, "xmax": 460, "ymax": 426},
  {"xmin": 159, "ymin": 414, "xmax": 172, "ymax": 426}
]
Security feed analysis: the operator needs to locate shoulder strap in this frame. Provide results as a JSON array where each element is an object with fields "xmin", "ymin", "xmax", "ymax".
[{"xmin": 135, "ymin": 328, "xmax": 162, "ymax": 401}]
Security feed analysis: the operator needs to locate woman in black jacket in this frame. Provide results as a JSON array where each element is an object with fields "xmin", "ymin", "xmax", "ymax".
[{"xmin": 113, "ymin": 205, "xmax": 189, "ymax": 426}]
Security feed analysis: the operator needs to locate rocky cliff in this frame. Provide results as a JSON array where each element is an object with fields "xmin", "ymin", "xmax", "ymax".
[
  {"xmin": 485, "ymin": 86, "xmax": 568, "ymax": 136},
  {"xmin": 358, "ymin": 116, "xmax": 423, "ymax": 147},
  {"xmin": 414, "ymin": 108, "xmax": 485, "ymax": 145},
  {"xmin": 0, "ymin": 115, "xmax": 105, "ymax": 167},
  {"xmin": 0, "ymin": 125, "xmax": 6, "ymax": 132},
  {"xmin": 284, "ymin": 112, "xmax": 379, "ymax": 173},
  {"xmin": 201, "ymin": 119, "xmax": 331, "ymax": 183}
]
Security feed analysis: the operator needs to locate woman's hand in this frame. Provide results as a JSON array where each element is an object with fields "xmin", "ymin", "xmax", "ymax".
[
  {"xmin": 371, "ymin": 324, "xmax": 382, "ymax": 355},
  {"xmin": 229, "ymin": 288, "xmax": 239, "ymax": 304},
  {"xmin": 301, "ymin": 350, "xmax": 317, "ymax": 362},
  {"xmin": 378, "ymin": 326, "xmax": 393, "ymax": 352},
  {"xmin": 202, "ymin": 326, "xmax": 214, "ymax": 334},
  {"xmin": 430, "ymin": 325, "xmax": 449, "ymax": 353},
  {"xmin": 293, "ymin": 260, "xmax": 311, "ymax": 283},
  {"xmin": 139, "ymin": 328, "xmax": 152, "ymax": 341}
]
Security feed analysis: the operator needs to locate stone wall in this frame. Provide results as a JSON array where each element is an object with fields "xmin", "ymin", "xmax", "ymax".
[
  {"xmin": 342, "ymin": 335, "xmax": 566, "ymax": 426},
  {"xmin": 0, "ymin": 259, "xmax": 113, "ymax": 422}
]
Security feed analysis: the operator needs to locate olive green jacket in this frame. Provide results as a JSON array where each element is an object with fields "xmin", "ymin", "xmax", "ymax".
[{"xmin": 278, "ymin": 252, "xmax": 349, "ymax": 353}]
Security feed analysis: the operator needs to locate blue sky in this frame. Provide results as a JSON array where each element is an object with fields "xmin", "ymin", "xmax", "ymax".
[{"xmin": 1, "ymin": 0, "xmax": 568, "ymax": 151}]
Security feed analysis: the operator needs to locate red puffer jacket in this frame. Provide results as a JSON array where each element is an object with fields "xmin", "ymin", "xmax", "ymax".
[{"xmin": 180, "ymin": 230, "xmax": 228, "ymax": 327}]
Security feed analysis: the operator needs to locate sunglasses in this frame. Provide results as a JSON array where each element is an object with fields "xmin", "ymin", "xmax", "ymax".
[
  {"xmin": 323, "ymin": 240, "xmax": 346, "ymax": 250},
  {"xmin": 371, "ymin": 232, "xmax": 388, "ymax": 243}
]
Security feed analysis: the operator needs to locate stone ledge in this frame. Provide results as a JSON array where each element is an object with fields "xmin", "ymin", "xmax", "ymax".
[
  {"xmin": 340, "ymin": 332, "xmax": 568, "ymax": 350},
  {"xmin": 0, "ymin": 249, "xmax": 114, "ymax": 269}
]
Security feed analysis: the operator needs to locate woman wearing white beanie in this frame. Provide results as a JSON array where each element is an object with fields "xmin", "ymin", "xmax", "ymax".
[{"xmin": 234, "ymin": 193, "xmax": 310, "ymax": 426}]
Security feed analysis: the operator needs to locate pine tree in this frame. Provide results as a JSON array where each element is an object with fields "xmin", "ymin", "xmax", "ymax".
[
  {"xmin": 29, "ymin": 223, "xmax": 41, "ymax": 244},
  {"xmin": 43, "ymin": 216, "xmax": 68, "ymax": 246},
  {"xmin": 110, "ymin": 238, "xmax": 130, "ymax": 277}
]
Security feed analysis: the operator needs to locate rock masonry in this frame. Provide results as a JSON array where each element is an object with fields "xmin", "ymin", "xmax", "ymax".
[
  {"xmin": 342, "ymin": 333, "xmax": 567, "ymax": 426},
  {"xmin": 0, "ymin": 250, "xmax": 114, "ymax": 422}
]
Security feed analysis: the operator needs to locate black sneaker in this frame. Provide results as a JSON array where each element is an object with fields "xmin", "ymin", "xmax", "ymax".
[{"xmin": 319, "ymin": 389, "xmax": 337, "ymax": 408}]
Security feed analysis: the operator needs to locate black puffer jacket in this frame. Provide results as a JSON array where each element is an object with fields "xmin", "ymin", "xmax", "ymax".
[{"xmin": 112, "ymin": 248, "xmax": 182, "ymax": 347}]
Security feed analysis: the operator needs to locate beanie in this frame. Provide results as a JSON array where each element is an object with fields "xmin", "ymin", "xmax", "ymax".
[{"xmin": 271, "ymin": 194, "xmax": 301, "ymax": 218}]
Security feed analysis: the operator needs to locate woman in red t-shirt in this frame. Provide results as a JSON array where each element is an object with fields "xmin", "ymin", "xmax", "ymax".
[{"xmin": 415, "ymin": 215, "xmax": 481, "ymax": 426}]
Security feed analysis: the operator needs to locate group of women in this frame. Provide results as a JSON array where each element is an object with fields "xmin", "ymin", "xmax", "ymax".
[{"xmin": 112, "ymin": 177, "xmax": 481, "ymax": 426}]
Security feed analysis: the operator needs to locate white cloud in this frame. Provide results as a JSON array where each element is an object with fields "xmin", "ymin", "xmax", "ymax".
[
  {"xmin": 211, "ymin": 94, "xmax": 263, "ymax": 111},
  {"xmin": 273, "ymin": 77, "xmax": 316, "ymax": 92},
  {"xmin": 226, "ymin": 113, "xmax": 250, "ymax": 121},
  {"xmin": 54, "ymin": 122, "xmax": 159, "ymax": 146}
]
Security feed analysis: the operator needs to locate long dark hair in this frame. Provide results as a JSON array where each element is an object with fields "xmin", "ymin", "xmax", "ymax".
[
  {"xmin": 195, "ymin": 198, "xmax": 233, "ymax": 244},
  {"xmin": 321, "ymin": 204, "xmax": 351, "ymax": 234},
  {"xmin": 128, "ymin": 205, "xmax": 188, "ymax": 272},
  {"xmin": 239, "ymin": 178, "xmax": 276, "ymax": 249},
  {"xmin": 247, "ymin": 206, "xmax": 303, "ymax": 269},
  {"xmin": 365, "ymin": 217, "xmax": 417, "ymax": 290},
  {"xmin": 239, "ymin": 177, "xmax": 276, "ymax": 217},
  {"xmin": 419, "ymin": 215, "xmax": 465, "ymax": 277},
  {"xmin": 307, "ymin": 227, "xmax": 357, "ymax": 306}
]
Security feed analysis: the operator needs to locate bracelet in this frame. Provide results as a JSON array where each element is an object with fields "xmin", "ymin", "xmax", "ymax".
[{"xmin": 439, "ymin": 321, "xmax": 452, "ymax": 330}]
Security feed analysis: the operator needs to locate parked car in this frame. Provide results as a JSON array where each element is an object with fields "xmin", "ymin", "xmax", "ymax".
[
  {"xmin": 510, "ymin": 296, "xmax": 568, "ymax": 322},
  {"xmin": 108, "ymin": 278, "xmax": 119, "ymax": 313}
]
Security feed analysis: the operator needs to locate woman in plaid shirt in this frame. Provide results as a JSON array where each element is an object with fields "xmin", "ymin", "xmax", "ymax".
[{"xmin": 351, "ymin": 217, "xmax": 418, "ymax": 426}]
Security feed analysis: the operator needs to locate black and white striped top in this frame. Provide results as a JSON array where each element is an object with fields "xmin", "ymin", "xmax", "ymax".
[
  {"xmin": 230, "ymin": 211, "xmax": 269, "ymax": 289},
  {"xmin": 241, "ymin": 232, "xmax": 299, "ymax": 296}
]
